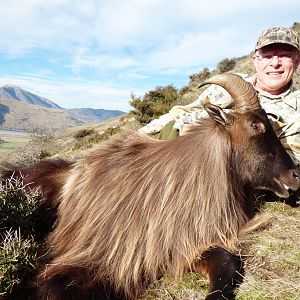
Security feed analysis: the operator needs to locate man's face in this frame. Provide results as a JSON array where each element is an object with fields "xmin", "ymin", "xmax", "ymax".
[{"xmin": 252, "ymin": 44, "xmax": 300, "ymax": 95}]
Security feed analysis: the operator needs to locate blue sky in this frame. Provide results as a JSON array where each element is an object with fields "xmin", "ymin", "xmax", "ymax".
[{"xmin": 0, "ymin": 0, "xmax": 299, "ymax": 112}]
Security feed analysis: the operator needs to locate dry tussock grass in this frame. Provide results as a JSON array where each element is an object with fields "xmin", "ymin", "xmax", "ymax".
[{"xmin": 237, "ymin": 201, "xmax": 300, "ymax": 300}]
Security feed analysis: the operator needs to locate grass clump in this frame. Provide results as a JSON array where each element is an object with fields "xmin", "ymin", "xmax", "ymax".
[
  {"xmin": 0, "ymin": 177, "xmax": 40, "ymax": 235},
  {"xmin": 0, "ymin": 229, "xmax": 41, "ymax": 297},
  {"xmin": 0, "ymin": 176, "xmax": 43, "ymax": 298},
  {"xmin": 72, "ymin": 126, "xmax": 122, "ymax": 150},
  {"xmin": 73, "ymin": 128, "xmax": 97, "ymax": 140},
  {"xmin": 143, "ymin": 273, "xmax": 209, "ymax": 300},
  {"xmin": 237, "ymin": 202, "xmax": 300, "ymax": 300}
]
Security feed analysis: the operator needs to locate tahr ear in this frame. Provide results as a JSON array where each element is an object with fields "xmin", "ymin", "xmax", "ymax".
[{"xmin": 204, "ymin": 103, "xmax": 229, "ymax": 126}]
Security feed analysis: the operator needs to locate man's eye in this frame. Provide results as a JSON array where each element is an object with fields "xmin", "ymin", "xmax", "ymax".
[
  {"xmin": 261, "ymin": 55, "xmax": 272, "ymax": 60},
  {"xmin": 278, "ymin": 52, "xmax": 293, "ymax": 59}
]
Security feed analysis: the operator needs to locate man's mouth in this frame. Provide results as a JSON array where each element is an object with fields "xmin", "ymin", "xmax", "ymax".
[{"xmin": 267, "ymin": 71, "xmax": 284, "ymax": 76}]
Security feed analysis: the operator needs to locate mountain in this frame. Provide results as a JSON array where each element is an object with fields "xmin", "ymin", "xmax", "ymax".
[
  {"xmin": 0, "ymin": 85, "xmax": 126, "ymax": 131},
  {"xmin": 0, "ymin": 85, "xmax": 61, "ymax": 109},
  {"xmin": 0, "ymin": 98, "xmax": 85, "ymax": 131},
  {"xmin": 69, "ymin": 108, "xmax": 125, "ymax": 123}
]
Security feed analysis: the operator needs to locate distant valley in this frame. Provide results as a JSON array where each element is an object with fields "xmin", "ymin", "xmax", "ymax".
[{"xmin": 0, "ymin": 85, "xmax": 125, "ymax": 131}]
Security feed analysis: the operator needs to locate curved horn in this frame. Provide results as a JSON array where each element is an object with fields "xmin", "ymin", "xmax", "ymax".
[{"xmin": 198, "ymin": 73, "xmax": 260, "ymax": 112}]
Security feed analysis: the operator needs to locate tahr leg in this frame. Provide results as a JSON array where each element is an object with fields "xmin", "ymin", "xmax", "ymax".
[{"xmin": 194, "ymin": 247, "xmax": 244, "ymax": 300}]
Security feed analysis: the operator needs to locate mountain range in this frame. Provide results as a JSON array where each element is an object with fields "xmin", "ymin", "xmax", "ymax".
[{"xmin": 0, "ymin": 85, "xmax": 125, "ymax": 131}]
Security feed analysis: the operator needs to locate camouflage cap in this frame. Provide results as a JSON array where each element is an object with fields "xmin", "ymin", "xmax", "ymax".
[{"xmin": 255, "ymin": 27, "xmax": 300, "ymax": 51}]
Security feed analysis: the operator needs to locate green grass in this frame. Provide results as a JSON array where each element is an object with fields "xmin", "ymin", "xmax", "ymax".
[
  {"xmin": 143, "ymin": 273, "xmax": 209, "ymax": 299},
  {"xmin": 0, "ymin": 137, "xmax": 29, "ymax": 154},
  {"xmin": 236, "ymin": 202, "xmax": 300, "ymax": 300}
]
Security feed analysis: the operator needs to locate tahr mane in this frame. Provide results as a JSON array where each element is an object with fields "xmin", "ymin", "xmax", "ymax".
[{"xmin": 43, "ymin": 116, "xmax": 249, "ymax": 298}]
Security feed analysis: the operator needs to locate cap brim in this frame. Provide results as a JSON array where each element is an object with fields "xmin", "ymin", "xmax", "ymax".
[{"xmin": 255, "ymin": 40, "xmax": 299, "ymax": 51}]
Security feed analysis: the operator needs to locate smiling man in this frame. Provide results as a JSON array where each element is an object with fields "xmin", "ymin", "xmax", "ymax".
[
  {"xmin": 249, "ymin": 27, "xmax": 300, "ymax": 166},
  {"xmin": 140, "ymin": 26, "xmax": 300, "ymax": 164},
  {"xmin": 252, "ymin": 27, "xmax": 300, "ymax": 96}
]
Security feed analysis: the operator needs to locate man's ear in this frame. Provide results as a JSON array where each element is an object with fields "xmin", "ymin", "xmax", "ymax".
[
  {"xmin": 252, "ymin": 53, "xmax": 259, "ymax": 69},
  {"xmin": 294, "ymin": 52, "xmax": 300, "ymax": 69},
  {"xmin": 204, "ymin": 103, "xmax": 229, "ymax": 126}
]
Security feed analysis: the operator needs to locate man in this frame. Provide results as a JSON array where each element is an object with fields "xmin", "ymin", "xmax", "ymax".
[{"xmin": 140, "ymin": 26, "xmax": 300, "ymax": 164}]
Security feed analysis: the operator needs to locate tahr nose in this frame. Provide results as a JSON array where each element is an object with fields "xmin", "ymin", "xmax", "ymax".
[
  {"xmin": 280, "ymin": 168, "xmax": 300, "ymax": 191},
  {"xmin": 290, "ymin": 167, "xmax": 300, "ymax": 189},
  {"xmin": 293, "ymin": 168, "xmax": 300, "ymax": 181}
]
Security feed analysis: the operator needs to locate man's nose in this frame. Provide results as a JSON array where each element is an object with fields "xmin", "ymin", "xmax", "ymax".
[{"xmin": 270, "ymin": 55, "xmax": 281, "ymax": 66}]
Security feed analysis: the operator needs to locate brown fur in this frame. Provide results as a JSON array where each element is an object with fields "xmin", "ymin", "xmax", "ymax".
[
  {"xmin": 2, "ymin": 105, "xmax": 298, "ymax": 299},
  {"xmin": 39, "ymin": 117, "xmax": 253, "ymax": 299}
]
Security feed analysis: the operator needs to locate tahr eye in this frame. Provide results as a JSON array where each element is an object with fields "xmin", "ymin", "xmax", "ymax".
[{"xmin": 250, "ymin": 121, "xmax": 265, "ymax": 133}]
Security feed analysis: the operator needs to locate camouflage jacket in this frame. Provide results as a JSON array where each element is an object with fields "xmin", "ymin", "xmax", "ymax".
[{"xmin": 139, "ymin": 73, "xmax": 300, "ymax": 163}]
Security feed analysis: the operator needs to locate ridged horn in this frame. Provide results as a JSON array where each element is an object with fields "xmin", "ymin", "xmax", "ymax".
[{"xmin": 198, "ymin": 73, "xmax": 260, "ymax": 111}]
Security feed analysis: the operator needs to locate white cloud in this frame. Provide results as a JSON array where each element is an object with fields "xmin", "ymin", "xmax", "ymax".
[
  {"xmin": 69, "ymin": 48, "xmax": 140, "ymax": 75},
  {"xmin": 142, "ymin": 29, "xmax": 250, "ymax": 72},
  {"xmin": 0, "ymin": 75, "xmax": 135, "ymax": 112},
  {"xmin": 0, "ymin": 0, "xmax": 298, "ymax": 58},
  {"xmin": 0, "ymin": 0, "xmax": 299, "ymax": 110},
  {"xmin": 1, "ymin": 0, "xmax": 298, "ymax": 48}
]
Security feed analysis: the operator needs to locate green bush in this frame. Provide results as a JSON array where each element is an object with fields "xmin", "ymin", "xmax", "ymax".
[
  {"xmin": 178, "ymin": 85, "xmax": 189, "ymax": 95},
  {"xmin": 74, "ymin": 128, "xmax": 97, "ymax": 140},
  {"xmin": 0, "ymin": 176, "xmax": 41, "ymax": 236},
  {"xmin": 189, "ymin": 67, "xmax": 211, "ymax": 85},
  {"xmin": 0, "ymin": 176, "xmax": 43, "ymax": 297},
  {"xmin": 129, "ymin": 85, "xmax": 180, "ymax": 124},
  {"xmin": 216, "ymin": 58, "xmax": 236, "ymax": 73},
  {"xmin": 0, "ymin": 230, "xmax": 41, "ymax": 297}
]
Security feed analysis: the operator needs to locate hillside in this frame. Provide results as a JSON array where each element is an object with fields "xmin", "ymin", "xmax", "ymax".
[
  {"xmin": 0, "ymin": 84, "xmax": 125, "ymax": 131},
  {"xmin": 0, "ymin": 98, "xmax": 85, "ymax": 131},
  {"xmin": 68, "ymin": 107, "xmax": 125, "ymax": 123},
  {"xmin": 0, "ymin": 98, "xmax": 125, "ymax": 131}
]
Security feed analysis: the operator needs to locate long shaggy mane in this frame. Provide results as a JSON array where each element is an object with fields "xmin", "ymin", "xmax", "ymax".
[{"xmin": 39, "ymin": 117, "xmax": 250, "ymax": 299}]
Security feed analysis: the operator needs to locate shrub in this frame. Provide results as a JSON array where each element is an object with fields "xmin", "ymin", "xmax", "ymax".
[
  {"xmin": 0, "ymin": 176, "xmax": 41, "ymax": 236},
  {"xmin": 0, "ymin": 176, "xmax": 43, "ymax": 297},
  {"xmin": 0, "ymin": 230, "xmax": 41, "ymax": 297},
  {"xmin": 10, "ymin": 129, "xmax": 55, "ymax": 165},
  {"xmin": 216, "ymin": 58, "xmax": 236, "ymax": 73},
  {"xmin": 129, "ymin": 85, "xmax": 180, "ymax": 124},
  {"xmin": 179, "ymin": 85, "xmax": 189, "ymax": 95},
  {"xmin": 189, "ymin": 67, "xmax": 211, "ymax": 85},
  {"xmin": 74, "ymin": 128, "xmax": 97, "ymax": 140}
]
